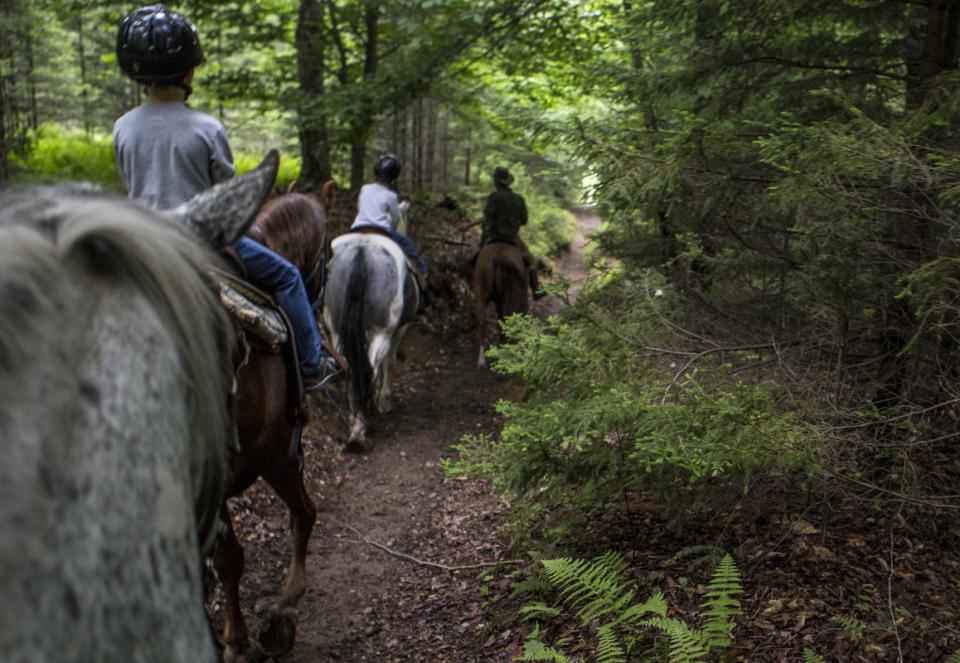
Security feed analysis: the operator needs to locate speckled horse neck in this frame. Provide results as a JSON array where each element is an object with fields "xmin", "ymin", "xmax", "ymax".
[{"xmin": 0, "ymin": 153, "xmax": 278, "ymax": 663}]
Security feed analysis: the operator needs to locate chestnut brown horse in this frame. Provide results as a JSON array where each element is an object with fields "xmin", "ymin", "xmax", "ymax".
[
  {"xmin": 212, "ymin": 186, "xmax": 333, "ymax": 663},
  {"xmin": 473, "ymin": 241, "xmax": 529, "ymax": 368}
]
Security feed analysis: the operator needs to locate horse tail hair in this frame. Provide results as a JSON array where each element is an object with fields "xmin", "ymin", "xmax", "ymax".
[
  {"xmin": 493, "ymin": 254, "xmax": 528, "ymax": 316},
  {"xmin": 342, "ymin": 247, "xmax": 374, "ymax": 415}
]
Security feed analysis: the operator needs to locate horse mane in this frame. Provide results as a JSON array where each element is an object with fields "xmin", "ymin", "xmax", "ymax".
[
  {"xmin": 0, "ymin": 186, "xmax": 230, "ymax": 551},
  {"xmin": 252, "ymin": 192, "xmax": 327, "ymax": 273}
]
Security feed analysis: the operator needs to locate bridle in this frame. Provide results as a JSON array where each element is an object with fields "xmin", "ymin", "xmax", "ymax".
[{"xmin": 305, "ymin": 236, "xmax": 330, "ymax": 317}]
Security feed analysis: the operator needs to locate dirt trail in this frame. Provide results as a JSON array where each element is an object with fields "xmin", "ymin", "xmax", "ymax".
[{"xmin": 217, "ymin": 208, "xmax": 600, "ymax": 662}]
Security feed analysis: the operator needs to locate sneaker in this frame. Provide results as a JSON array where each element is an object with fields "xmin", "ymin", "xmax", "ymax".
[{"xmin": 303, "ymin": 356, "xmax": 343, "ymax": 393}]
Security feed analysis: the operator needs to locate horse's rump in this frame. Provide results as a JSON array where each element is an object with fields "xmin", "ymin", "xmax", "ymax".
[
  {"xmin": 476, "ymin": 242, "xmax": 528, "ymax": 313},
  {"xmin": 324, "ymin": 233, "xmax": 416, "ymax": 448}
]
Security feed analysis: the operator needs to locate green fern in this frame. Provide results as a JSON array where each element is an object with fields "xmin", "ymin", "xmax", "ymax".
[
  {"xmin": 596, "ymin": 624, "xmax": 626, "ymax": 663},
  {"xmin": 520, "ymin": 637, "xmax": 576, "ymax": 662},
  {"xmin": 947, "ymin": 649, "xmax": 960, "ymax": 663},
  {"xmin": 833, "ymin": 613, "xmax": 866, "ymax": 639},
  {"xmin": 542, "ymin": 552, "xmax": 637, "ymax": 625},
  {"xmin": 802, "ymin": 649, "xmax": 826, "ymax": 663},
  {"xmin": 699, "ymin": 554, "xmax": 743, "ymax": 648},
  {"xmin": 512, "ymin": 574, "xmax": 555, "ymax": 599},
  {"xmin": 520, "ymin": 601, "xmax": 562, "ymax": 620},
  {"xmin": 517, "ymin": 551, "xmax": 744, "ymax": 663},
  {"xmin": 637, "ymin": 618, "xmax": 708, "ymax": 663}
]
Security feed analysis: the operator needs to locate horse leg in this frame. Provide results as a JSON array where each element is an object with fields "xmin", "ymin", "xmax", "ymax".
[
  {"xmin": 381, "ymin": 323, "xmax": 409, "ymax": 412},
  {"xmin": 256, "ymin": 467, "xmax": 317, "ymax": 657},
  {"xmin": 368, "ymin": 332, "xmax": 393, "ymax": 414},
  {"xmin": 346, "ymin": 385, "xmax": 368, "ymax": 452},
  {"xmin": 213, "ymin": 505, "xmax": 263, "ymax": 663},
  {"xmin": 475, "ymin": 287, "xmax": 489, "ymax": 369}
]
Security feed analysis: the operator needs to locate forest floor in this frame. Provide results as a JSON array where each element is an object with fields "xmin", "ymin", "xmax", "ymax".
[{"xmin": 211, "ymin": 206, "xmax": 960, "ymax": 663}]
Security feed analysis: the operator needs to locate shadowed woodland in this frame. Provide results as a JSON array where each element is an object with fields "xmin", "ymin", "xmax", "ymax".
[{"xmin": 3, "ymin": 1, "xmax": 960, "ymax": 661}]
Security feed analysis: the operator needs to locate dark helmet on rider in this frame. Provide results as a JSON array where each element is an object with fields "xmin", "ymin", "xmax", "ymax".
[
  {"xmin": 117, "ymin": 4, "xmax": 203, "ymax": 86},
  {"xmin": 373, "ymin": 153, "xmax": 401, "ymax": 182}
]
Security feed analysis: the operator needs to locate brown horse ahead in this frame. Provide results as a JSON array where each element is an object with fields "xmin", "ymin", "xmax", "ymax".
[
  {"xmin": 213, "ymin": 185, "xmax": 333, "ymax": 663},
  {"xmin": 473, "ymin": 241, "xmax": 529, "ymax": 368}
]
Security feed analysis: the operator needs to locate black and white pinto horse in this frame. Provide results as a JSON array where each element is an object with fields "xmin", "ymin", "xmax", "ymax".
[
  {"xmin": 0, "ymin": 155, "xmax": 278, "ymax": 662},
  {"xmin": 323, "ymin": 232, "xmax": 419, "ymax": 451}
]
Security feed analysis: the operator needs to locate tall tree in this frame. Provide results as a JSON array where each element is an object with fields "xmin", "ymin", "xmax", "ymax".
[{"xmin": 297, "ymin": 0, "xmax": 331, "ymax": 186}]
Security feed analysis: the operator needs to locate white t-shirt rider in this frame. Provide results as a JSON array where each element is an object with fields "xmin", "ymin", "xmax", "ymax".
[{"xmin": 351, "ymin": 182, "xmax": 401, "ymax": 232}]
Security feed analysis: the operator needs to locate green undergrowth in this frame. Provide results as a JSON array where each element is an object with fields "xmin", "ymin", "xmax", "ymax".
[
  {"xmin": 11, "ymin": 125, "xmax": 120, "ymax": 188},
  {"xmin": 10, "ymin": 123, "xmax": 301, "ymax": 192},
  {"xmin": 444, "ymin": 271, "xmax": 817, "ymax": 536}
]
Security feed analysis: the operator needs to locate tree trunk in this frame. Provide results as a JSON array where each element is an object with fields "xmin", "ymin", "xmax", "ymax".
[
  {"xmin": 296, "ymin": 0, "xmax": 331, "ymax": 188},
  {"xmin": 399, "ymin": 105, "xmax": 409, "ymax": 190},
  {"xmin": 349, "ymin": 1, "xmax": 380, "ymax": 190},
  {"xmin": 0, "ymin": 73, "xmax": 7, "ymax": 188},
  {"xmin": 464, "ymin": 126, "xmax": 471, "ymax": 186},
  {"xmin": 907, "ymin": 0, "xmax": 960, "ymax": 108},
  {"xmin": 77, "ymin": 13, "xmax": 89, "ymax": 135},
  {"xmin": 25, "ymin": 31, "xmax": 36, "ymax": 130},
  {"xmin": 425, "ymin": 97, "xmax": 437, "ymax": 193},
  {"xmin": 414, "ymin": 95, "xmax": 424, "ymax": 191},
  {"xmin": 440, "ymin": 105, "xmax": 449, "ymax": 190}
]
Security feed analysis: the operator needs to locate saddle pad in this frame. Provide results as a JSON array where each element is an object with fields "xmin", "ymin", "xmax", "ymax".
[
  {"xmin": 210, "ymin": 267, "xmax": 288, "ymax": 347},
  {"xmin": 336, "ymin": 229, "xmax": 421, "ymax": 276}
]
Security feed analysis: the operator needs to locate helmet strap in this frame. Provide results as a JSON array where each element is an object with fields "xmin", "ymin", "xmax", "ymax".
[{"xmin": 180, "ymin": 82, "xmax": 193, "ymax": 101}]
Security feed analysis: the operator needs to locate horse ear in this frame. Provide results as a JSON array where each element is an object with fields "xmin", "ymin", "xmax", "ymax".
[
  {"xmin": 320, "ymin": 179, "xmax": 336, "ymax": 210},
  {"xmin": 166, "ymin": 150, "xmax": 279, "ymax": 250}
]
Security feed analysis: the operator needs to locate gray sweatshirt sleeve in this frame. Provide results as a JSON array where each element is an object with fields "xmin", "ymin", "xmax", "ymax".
[
  {"xmin": 210, "ymin": 127, "xmax": 236, "ymax": 184},
  {"xmin": 386, "ymin": 191, "xmax": 401, "ymax": 231}
]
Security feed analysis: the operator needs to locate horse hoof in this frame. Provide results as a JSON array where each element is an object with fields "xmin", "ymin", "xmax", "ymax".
[
  {"xmin": 259, "ymin": 609, "xmax": 297, "ymax": 658},
  {"xmin": 344, "ymin": 439, "xmax": 366, "ymax": 454}
]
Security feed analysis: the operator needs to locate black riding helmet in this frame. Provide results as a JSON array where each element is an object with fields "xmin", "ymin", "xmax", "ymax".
[
  {"xmin": 373, "ymin": 153, "xmax": 401, "ymax": 182},
  {"xmin": 117, "ymin": 4, "xmax": 203, "ymax": 86}
]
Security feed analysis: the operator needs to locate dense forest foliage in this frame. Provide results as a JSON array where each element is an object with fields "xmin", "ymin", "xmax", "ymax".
[{"xmin": 3, "ymin": 0, "xmax": 960, "ymax": 659}]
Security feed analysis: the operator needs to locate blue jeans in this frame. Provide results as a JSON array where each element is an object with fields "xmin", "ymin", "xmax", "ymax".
[
  {"xmin": 234, "ymin": 236, "xmax": 323, "ymax": 375},
  {"xmin": 390, "ymin": 230, "xmax": 428, "ymax": 274}
]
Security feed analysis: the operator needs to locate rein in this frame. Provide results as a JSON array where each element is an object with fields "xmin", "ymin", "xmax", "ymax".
[{"xmin": 305, "ymin": 237, "xmax": 330, "ymax": 317}]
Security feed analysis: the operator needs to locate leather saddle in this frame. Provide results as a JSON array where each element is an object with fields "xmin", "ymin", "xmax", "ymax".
[{"xmin": 212, "ymin": 249, "xmax": 308, "ymax": 424}]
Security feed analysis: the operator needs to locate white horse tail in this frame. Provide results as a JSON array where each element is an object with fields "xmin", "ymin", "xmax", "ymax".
[{"xmin": 342, "ymin": 247, "xmax": 374, "ymax": 414}]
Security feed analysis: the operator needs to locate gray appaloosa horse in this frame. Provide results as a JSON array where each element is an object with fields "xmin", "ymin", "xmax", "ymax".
[
  {"xmin": 0, "ymin": 153, "xmax": 278, "ymax": 663},
  {"xmin": 323, "ymin": 233, "xmax": 419, "ymax": 451}
]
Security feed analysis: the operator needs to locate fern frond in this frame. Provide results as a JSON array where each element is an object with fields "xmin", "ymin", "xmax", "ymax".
[
  {"xmin": 833, "ymin": 614, "xmax": 865, "ymax": 640},
  {"xmin": 542, "ymin": 552, "xmax": 634, "ymax": 625},
  {"xmin": 519, "ymin": 638, "xmax": 577, "ymax": 662},
  {"xmin": 611, "ymin": 589, "xmax": 669, "ymax": 627},
  {"xmin": 639, "ymin": 618, "xmax": 708, "ymax": 663},
  {"xmin": 519, "ymin": 601, "xmax": 562, "ymax": 620},
  {"xmin": 596, "ymin": 624, "xmax": 627, "ymax": 663},
  {"xmin": 671, "ymin": 544, "xmax": 725, "ymax": 572},
  {"xmin": 512, "ymin": 575, "xmax": 555, "ymax": 598},
  {"xmin": 947, "ymin": 650, "xmax": 960, "ymax": 663},
  {"xmin": 700, "ymin": 554, "xmax": 743, "ymax": 648},
  {"xmin": 802, "ymin": 648, "xmax": 826, "ymax": 663}
]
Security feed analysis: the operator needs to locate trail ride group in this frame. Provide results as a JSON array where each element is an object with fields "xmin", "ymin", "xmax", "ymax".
[{"xmin": 0, "ymin": 4, "xmax": 542, "ymax": 662}]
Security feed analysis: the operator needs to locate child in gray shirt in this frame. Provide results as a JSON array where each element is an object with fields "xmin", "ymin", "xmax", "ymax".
[{"xmin": 114, "ymin": 3, "xmax": 339, "ymax": 391}]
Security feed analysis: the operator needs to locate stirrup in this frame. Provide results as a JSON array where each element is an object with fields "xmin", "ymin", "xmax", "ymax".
[{"xmin": 303, "ymin": 358, "xmax": 343, "ymax": 393}]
